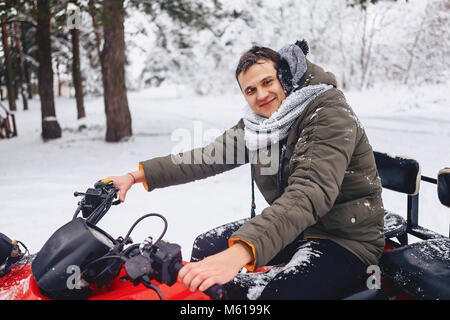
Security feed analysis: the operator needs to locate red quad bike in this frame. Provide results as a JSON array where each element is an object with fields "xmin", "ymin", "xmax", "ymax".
[
  {"xmin": 0, "ymin": 180, "xmax": 222, "ymax": 300},
  {"xmin": 0, "ymin": 151, "xmax": 449, "ymax": 300}
]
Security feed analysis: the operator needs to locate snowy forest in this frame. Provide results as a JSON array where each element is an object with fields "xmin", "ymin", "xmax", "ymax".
[
  {"xmin": 0, "ymin": 0, "xmax": 449, "ymax": 259},
  {"xmin": 0, "ymin": 0, "xmax": 449, "ymax": 141}
]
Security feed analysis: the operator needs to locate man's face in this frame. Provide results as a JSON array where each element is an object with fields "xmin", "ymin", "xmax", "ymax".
[{"xmin": 238, "ymin": 59, "xmax": 286, "ymax": 118}]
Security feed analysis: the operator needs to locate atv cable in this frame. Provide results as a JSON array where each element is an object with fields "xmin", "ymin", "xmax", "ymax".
[
  {"xmin": 80, "ymin": 255, "xmax": 127, "ymax": 279},
  {"xmin": 123, "ymin": 213, "xmax": 168, "ymax": 248},
  {"xmin": 72, "ymin": 204, "xmax": 82, "ymax": 221},
  {"xmin": 84, "ymin": 255, "xmax": 127, "ymax": 267},
  {"xmin": 86, "ymin": 194, "xmax": 115, "ymax": 225},
  {"xmin": 79, "ymin": 214, "xmax": 168, "ymax": 283},
  {"xmin": 141, "ymin": 279, "xmax": 164, "ymax": 300}
]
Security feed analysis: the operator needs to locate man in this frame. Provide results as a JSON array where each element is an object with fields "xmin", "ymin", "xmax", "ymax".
[{"xmin": 108, "ymin": 41, "xmax": 385, "ymax": 299}]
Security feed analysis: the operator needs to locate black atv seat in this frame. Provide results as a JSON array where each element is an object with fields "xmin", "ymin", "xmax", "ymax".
[
  {"xmin": 374, "ymin": 151, "xmax": 420, "ymax": 243},
  {"xmin": 374, "ymin": 151, "xmax": 421, "ymax": 195},
  {"xmin": 383, "ymin": 211, "xmax": 407, "ymax": 239},
  {"xmin": 380, "ymin": 238, "xmax": 450, "ymax": 299},
  {"xmin": 380, "ymin": 169, "xmax": 450, "ymax": 300}
]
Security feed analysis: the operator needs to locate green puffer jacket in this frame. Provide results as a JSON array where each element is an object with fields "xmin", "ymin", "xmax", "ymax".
[{"xmin": 139, "ymin": 60, "xmax": 385, "ymax": 270}]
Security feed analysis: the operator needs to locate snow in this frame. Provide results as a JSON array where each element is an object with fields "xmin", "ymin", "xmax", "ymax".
[
  {"xmin": 0, "ymin": 272, "xmax": 32, "ymax": 300},
  {"xmin": 230, "ymin": 240, "xmax": 323, "ymax": 299},
  {"xmin": 0, "ymin": 81, "xmax": 449, "ymax": 263},
  {"xmin": 413, "ymin": 238, "xmax": 450, "ymax": 261},
  {"xmin": 346, "ymin": 82, "xmax": 450, "ymax": 240}
]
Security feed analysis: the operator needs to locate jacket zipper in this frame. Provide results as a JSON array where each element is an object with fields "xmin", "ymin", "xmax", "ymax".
[{"xmin": 278, "ymin": 143, "xmax": 287, "ymax": 196}]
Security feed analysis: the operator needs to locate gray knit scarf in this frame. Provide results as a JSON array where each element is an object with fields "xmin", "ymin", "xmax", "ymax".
[
  {"xmin": 243, "ymin": 83, "xmax": 332, "ymax": 151},
  {"xmin": 243, "ymin": 42, "xmax": 332, "ymax": 151}
]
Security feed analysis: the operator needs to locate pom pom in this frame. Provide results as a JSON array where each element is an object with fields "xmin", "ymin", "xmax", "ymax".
[{"xmin": 295, "ymin": 40, "xmax": 309, "ymax": 56}]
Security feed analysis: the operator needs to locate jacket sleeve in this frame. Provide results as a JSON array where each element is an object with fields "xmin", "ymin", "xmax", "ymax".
[
  {"xmin": 230, "ymin": 103, "xmax": 359, "ymax": 270},
  {"xmin": 139, "ymin": 119, "xmax": 248, "ymax": 191}
]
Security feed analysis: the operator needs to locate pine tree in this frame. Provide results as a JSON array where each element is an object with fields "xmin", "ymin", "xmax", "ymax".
[
  {"xmin": 70, "ymin": 27, "xmax": 85, "ymax": 119},
  {"xmin": 101, "ymin": 0, "xmax": 132, "ymax": 142},
  {"xmin": 36, "ymin": 0, "xmax": 61, "ymax": 139},
  {"xmin": 13, "ymin": 21, "xmax": 28, "ymax": 110},
  {"xmin": 1, "ymin": 22, "xmax": 16, "ymax": 111},
  {"xmin": 0, "ymin": 0, "xmax": 17, "ymax": 111}
]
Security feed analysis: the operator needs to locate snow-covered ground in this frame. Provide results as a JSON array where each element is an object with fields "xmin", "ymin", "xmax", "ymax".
[{"xmin": 1, "ymin": 82, "xmax": 449, "ymax": 260}]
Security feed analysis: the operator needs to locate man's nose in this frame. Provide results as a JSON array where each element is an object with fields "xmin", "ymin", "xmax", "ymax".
[{"xmin": 256, "ymin": 88, "xmax": 269, "ymax": 102}]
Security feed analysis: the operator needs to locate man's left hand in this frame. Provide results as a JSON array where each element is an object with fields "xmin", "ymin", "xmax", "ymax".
[{"xmin": 178, "ymin": 243, "xmax": 252, "ymax": 292}]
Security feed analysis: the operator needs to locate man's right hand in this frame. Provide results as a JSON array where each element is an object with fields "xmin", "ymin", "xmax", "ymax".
[{"xmin": 106, "ymin": 174, "xmax": 135, "ymax": 202}]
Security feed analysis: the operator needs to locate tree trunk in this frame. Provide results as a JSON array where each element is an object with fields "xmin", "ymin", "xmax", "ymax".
[
  {"xmin": 70, "ymin": 28, "xmax": 85, "ymax": 119},
  {"xmin": 36, "ymin": 0, "xmax": 61, "ymax": 140},
  {"xmin": 20, "ymin": 22, "xmax": 33, "ymax": 99},
  {"xmin": 359, "ymin": 8, "xmax": 369, "ymax": 89},
  {"xmin": 1, "ymin": 23, "xmax": 16, "ymax": 111},
  {"xmin": 56, "ymin": 59, "xmax": 62, "ymax": 97},
  {"xmin": 403, "ymin": 6, "xmax": 428, "ymax": 85},
  {"xmin": 24, "ymin": 64, "xmax": 33, "ymax": 99},
  {"xmin": 13, "ymin": 22, "xmax": 28, "ymax": 111},
  {"xmin": 88, "ymin": 0, "xmax": 102, "ymax": 59},
  {"xmin": 101, "ymin": 0, "xmax": 132, "ymax": 142}
]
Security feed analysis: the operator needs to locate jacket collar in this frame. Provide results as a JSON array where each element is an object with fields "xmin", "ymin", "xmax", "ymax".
[{"xmin": 295, "ymin": 59, "xmax": 337, "ymax": 90}]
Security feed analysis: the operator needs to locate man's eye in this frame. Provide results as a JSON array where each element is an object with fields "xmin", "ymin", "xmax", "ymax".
[
  {"xmin": 263, "ymin": 79, "xmax": 272, "ymax": 85},
  {"xmin": 246, "ymin": 88, "xmax": 255, "ymax": 95}
]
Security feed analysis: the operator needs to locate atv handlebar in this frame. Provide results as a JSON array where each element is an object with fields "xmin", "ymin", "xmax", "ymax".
[
  {"xmin": 203, "ymin": 283, "xmax": 228, "ymax": 300},
  {"xmin": 73, "ymin": 180, "xmax": 120, "ymax": 225},
  {"xmin": 172, "ymin": 262, "xmax": 228, "ymax": 300},
  {"xmin": 123, "ymin": 238, "xmax": 228, "ymax": 300},
  {"xmin": 71, "ymin": 181, "xmax": 228, "ymax": 300}
]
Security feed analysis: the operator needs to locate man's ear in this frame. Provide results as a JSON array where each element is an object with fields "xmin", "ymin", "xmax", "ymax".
[
  {"xmin": 277, "ymin": 39, "xmax": 309, "ymax": 95},
  {"xmin": 277, "ymin": 59, "xmax": 293, "ymax": 95}
]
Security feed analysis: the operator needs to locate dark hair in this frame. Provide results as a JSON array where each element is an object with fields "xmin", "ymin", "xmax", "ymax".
[{"xmin": 235, "ymin": 46, "xmax": 281, "ymax": 82}]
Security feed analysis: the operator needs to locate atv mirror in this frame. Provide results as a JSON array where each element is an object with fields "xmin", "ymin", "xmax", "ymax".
[{"xmin": 437, "ymin": 168, "xmax": 450, "ymax": 208}]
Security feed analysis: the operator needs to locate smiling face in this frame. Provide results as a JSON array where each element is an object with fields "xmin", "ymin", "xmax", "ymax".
[{"xmin": 237, "ymin": 59, "xmax": 286, "ymax": 118}]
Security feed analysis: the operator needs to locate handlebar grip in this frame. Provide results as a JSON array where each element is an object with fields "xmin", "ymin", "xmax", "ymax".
[
  {"xmin": 203, "ymin": 284, "xmax": 227, "ymax": 300},
  {"xmin": 173, "ymin": 261, "xmax": 227, "ymax": 300}
]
